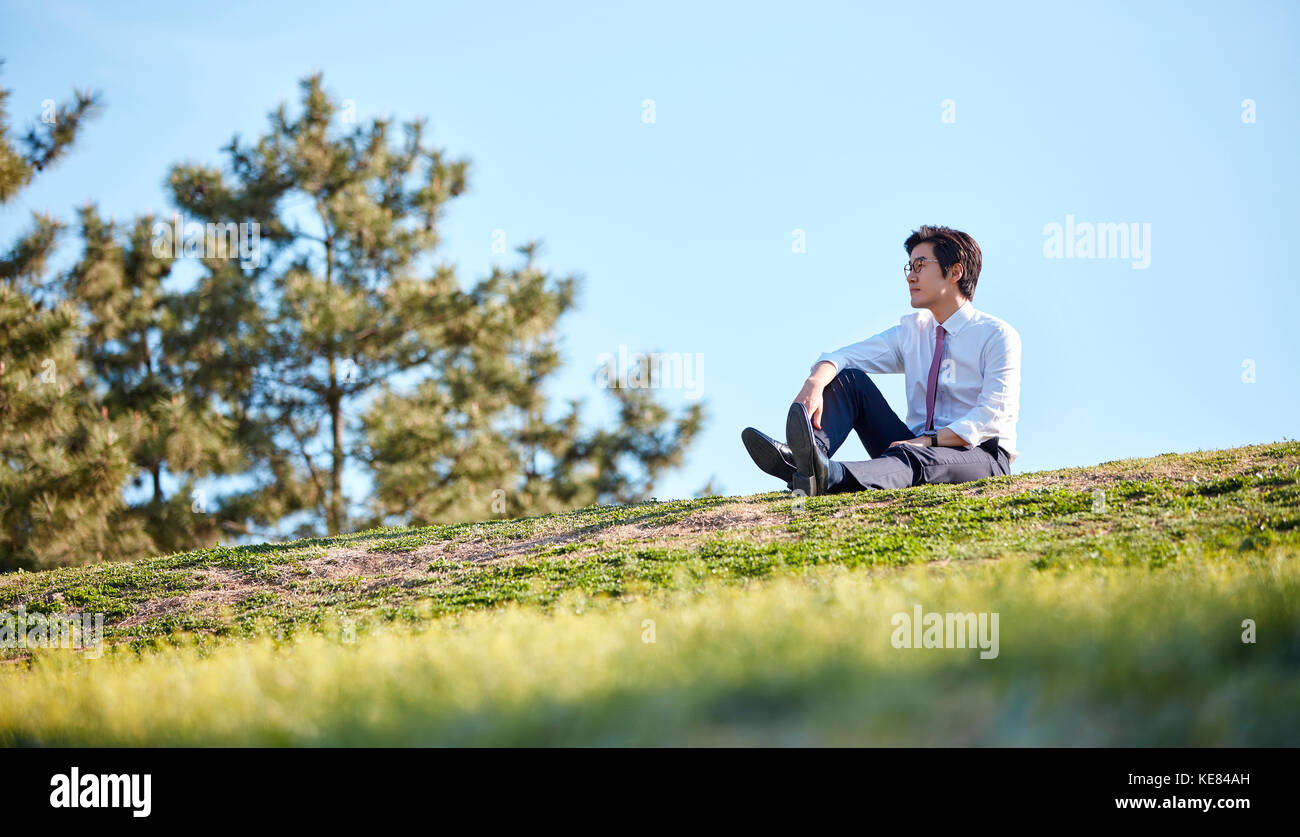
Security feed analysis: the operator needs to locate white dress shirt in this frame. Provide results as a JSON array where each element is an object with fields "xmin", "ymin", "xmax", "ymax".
[{"xmin": 812, "ymin": 300, "xmax": 1021, "ymax": 464}]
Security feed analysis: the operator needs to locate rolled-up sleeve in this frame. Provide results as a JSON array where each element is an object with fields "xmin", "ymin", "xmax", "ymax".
[
  {"xmin": 944, "ymin": 326, "xmax": 1020, "ymax": 447},
  {"xmin": 811, "ymin": 325, "xmax": 904, "ymax": 376}
]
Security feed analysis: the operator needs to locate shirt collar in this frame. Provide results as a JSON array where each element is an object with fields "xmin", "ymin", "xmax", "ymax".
[{"xmin": 934, "ymin": 299, "xmax": 975, "ymax": 336}]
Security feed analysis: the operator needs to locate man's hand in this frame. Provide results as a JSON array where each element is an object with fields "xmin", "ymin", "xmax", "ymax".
[
  {"xmin": 889, "ymin": 428, "xmax": 971, "ymax": 449},
  {"xmin": 794, "ymin": 362, "xmax": 838, "ymax": 430}
]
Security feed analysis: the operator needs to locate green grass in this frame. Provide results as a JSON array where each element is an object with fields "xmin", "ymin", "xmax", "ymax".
[{"xmin": 1, "ymin": 439, "xmax": 1298, "ymax": 745}]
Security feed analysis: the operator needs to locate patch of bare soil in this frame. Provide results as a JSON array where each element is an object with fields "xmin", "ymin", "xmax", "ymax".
[
  {"xmin": 413, "ymin": 498, "xmax": 792, "ymax": 566},
  {"xmin": 111, "ymin": 569, "xmax": 258, "ymax": 629}
]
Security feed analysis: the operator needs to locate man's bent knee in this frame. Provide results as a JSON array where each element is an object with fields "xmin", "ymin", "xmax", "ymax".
[{"xmin": 830, "ymin": 367, "xmax": 880, "ymax": 394}]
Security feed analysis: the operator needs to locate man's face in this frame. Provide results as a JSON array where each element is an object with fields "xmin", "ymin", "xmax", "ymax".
[{"xmin": 906, "ymin": 242, "xmax": 958, "ymax": 308}]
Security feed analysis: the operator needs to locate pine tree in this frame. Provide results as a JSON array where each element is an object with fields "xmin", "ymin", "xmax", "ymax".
[
  {"xmin": 363, "ymin": 245, "xmax": 706, "ymax": 525},
  {"xmin": 63, "ymin": 207, "xmax": 244, "ymax": 553},
  {"xmin": 0, "ymin": 71, "xmax": 150, "ymax": 570},
  {"xmin": 167, "ymin": 73, "xmax": 704, "ymax": 536}
]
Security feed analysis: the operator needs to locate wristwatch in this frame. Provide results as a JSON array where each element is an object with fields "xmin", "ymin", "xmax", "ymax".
[{"xmin": 921, "ymin": 429, "xmax": 938, "ymax": 445}]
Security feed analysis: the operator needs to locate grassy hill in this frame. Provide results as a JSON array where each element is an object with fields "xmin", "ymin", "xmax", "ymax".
[{"xmin": 2, "ymin": 440, "xmax": 1298, "ymax": 746}]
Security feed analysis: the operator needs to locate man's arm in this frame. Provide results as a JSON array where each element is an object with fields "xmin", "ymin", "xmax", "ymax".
[
  {"xmin": 798, "ymin": 326, "xmax": 904, "ymax": 429},
  {"xmin": 888, "ymin": 426, "xmax": 969, "ymax": 450},
  {"xmin": 794, "ymin": 361, "xmax": 838, "ymax": 430},
  {"xmin": 943, "ymin": 326, "xmax": 1021, "ymax": 448},
  {"xmin": 809, "ymin": 325, "xmax": 905, "ymax": 378},
  {"xmin": 935, "ymin": 427, "xmax": 970, "ymax": 446}
]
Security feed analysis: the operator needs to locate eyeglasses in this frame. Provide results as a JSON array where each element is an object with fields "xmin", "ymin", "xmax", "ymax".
[{"xmin": 905, "ymin": 257, "xmax": 940, "ymax": 277}]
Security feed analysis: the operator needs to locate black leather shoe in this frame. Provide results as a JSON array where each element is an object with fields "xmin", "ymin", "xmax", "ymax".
[
  {"xmin": 786, "ymin": 402, "xmax": 829, "ymax": 496},
  {"xmin": 741, "ymin": 426, "xmax": 799, "ymax": 485}
]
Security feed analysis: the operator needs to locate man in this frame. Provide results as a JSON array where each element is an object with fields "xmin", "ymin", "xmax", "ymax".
[{"xmin": 742, "ymin": 225, "xmax": 1020, "ymax": 496}]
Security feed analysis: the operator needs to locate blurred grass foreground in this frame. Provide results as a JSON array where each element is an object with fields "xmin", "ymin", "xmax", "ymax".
[{"xmin": 2, "ymin": 440, "xmax": 1298, "ymax": 746}]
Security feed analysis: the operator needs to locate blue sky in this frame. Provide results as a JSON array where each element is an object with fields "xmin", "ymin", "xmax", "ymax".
[{"xmin": 2, "ymin": 0, "xmax": 1297, "ymax": 509}]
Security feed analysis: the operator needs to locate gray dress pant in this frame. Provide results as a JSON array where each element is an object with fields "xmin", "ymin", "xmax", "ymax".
[{"xmin": 816, "ymin": 368, "xmax": 1011, "ymax": 493}]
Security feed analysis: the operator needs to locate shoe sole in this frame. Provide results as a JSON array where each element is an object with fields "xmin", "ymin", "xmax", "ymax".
[
  {"xmin": 785, "ymin": 403, "xmax": 827, "ymax": 496},
  {"xmin": 741, "ymin": 427, "xmax": 797, "ymax": 483}
]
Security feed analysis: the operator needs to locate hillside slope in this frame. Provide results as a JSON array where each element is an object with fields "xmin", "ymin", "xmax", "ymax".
[{"xmin": 2, "ymin": 440, "xmax": 1298, "ymax": 745}]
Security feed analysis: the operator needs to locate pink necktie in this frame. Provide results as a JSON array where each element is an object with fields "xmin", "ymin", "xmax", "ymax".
[{"xmin": 925, "ymin": 325, "xmax": 946, "ymax": 431}]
